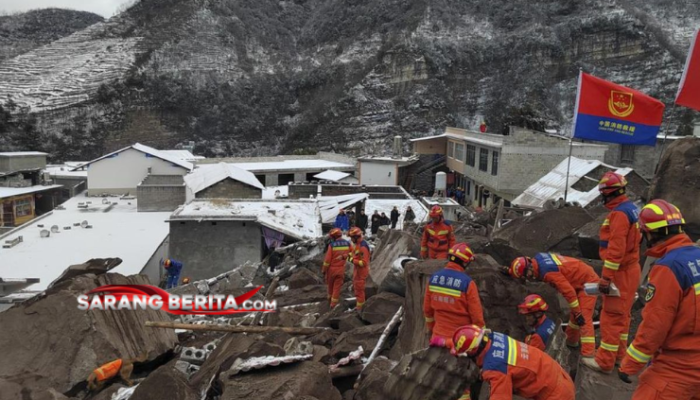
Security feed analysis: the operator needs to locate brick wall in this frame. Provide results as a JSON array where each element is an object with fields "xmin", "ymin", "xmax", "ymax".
[
  {"xmin": 604, "ymin": 142, "xmax": 661, "ymax": 180},
  {"xmin": 196, "ymin": 179, "xmax": 262, "ymax": 199},
  {"xmin": 137, "ymin": 185, "xmax": 186, "ymax": 212}
]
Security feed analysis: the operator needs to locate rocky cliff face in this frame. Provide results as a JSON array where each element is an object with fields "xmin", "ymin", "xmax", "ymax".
[
  {"xmin": 0, "ymin": 0, "xmax": 697, "ymax": 160},
  {"xmin": 0, "ymin": 8, "xmax": 103, "ymax": 62}
]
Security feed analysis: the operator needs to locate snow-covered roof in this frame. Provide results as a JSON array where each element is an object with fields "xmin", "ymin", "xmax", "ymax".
[
  {"xmin": 71, "ymin": 143, "xmax": 193, "ymax": 171},
  {"xmin": 365, "ymin": 199, "xmax": 429, "ymax": 228},
  {"xmin": 0, "ymin": 152, "xmax": 48, "ymax": 157},
  {"xmin": 45, "ymin": 165, "xmax": 88, "ymax": 178},
  {"xmin": 229, "ymin": 159, "xmax": 354, "ymax": 172},
  {"xmin": 313, "ymin": 170, "xmax": 352, "ymax": 182},
  {"xmin": 512, "ymin": 156, "xmax": 634, "ymax": 209},
  {"xmin": 170, "ymin": 199, "xmax": 322, "ymax": 240},
  {"xmin": 159, "ymin": 150, "xmax": 206, "ymax": 162},
  {"xmin": 422, "ymin": 197, "xmax": 460, "ymax": 206},
  {"xmin": 318, "ymin": 193, "xmax": 370, "ymax": 223},
  {"xmin": 410, "ymin": 132, "xmax": 503, "ymax": 148},
  {"xmin": 185, "ymin": 163, "xmax": 264, "ymax": 194},
  {"xmin": 262, "ymin": 185, "xmax": 289, "ymax": 199},
  {"xmin": 0, "ymin": 193, "xmax": 171, "ymax": 291},
  {"xmin": 0, "ymin": 184, "xmax": 62, "ymax": 199}
]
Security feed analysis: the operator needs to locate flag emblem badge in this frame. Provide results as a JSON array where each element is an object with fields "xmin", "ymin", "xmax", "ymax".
[{"xmin": 609, "ymin": 91, "xmax": 634, "ymax": 117}]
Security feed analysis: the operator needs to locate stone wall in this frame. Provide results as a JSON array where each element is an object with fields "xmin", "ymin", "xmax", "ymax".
[
  {"xmin": 196, "ymin": 179, "xmax": 262, "ymax": 199},
  {"xmin": 604, "ymin": 141, "xmax": 663, "ymax": 180},
  {"xmin": 137, "ymin": 185, "xmax": 186, "ymax": 212},
  {"xmin": 0, "ymin": 155, "xmax": 46, "ymax": 173},
  {"xmin": 169, "ymin": 220, "xmax": 262, "ymax": 281}
]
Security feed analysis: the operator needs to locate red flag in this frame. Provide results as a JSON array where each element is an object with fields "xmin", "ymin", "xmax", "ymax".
[
  {"xmin": 479, "ymin": 121, "xmax": 487, "ymax": 133},
  {"xmin": 676, "ymin": 28, "xmax": 700, "ymax": 111}
]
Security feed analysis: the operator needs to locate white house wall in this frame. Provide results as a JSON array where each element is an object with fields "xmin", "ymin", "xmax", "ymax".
[
  {"xmin": 360, "ymin": 162, "xmax": 397, "ymax": 185},
  {"xmin": 87, "ymin": 148, "xmax": 187, "ymax": 195}
]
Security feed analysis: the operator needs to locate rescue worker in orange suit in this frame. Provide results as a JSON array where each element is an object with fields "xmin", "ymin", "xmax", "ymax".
[
  {"xmin": 451, "ymin": 325, "xmax": 575, "ymax": 400},
  {"xmin": 421, "ymin": 205, "xmax": 456, "ymax": 259},
  {"xmin": 322, "ymin": 228, "xmax": 352, "ymax": 308},
  {"xmin": 518, "ymin": 294, "xmax": 557, "ymax": 352},
  {"xmin": 425, "ymin": 243, "xmax": 484, "ymax": 400},
  {"xmin": 618, "ymin": 200, "xmax": 700, "ymax": 399},
  {"xmin": 348, "ymin": 226, "xmax": 370, "ymax": 310},
  {"xmin": 582, "ymin": 172, "xmax": 642, "ymax": 373},
  {"xmin": 507, "ymin": 253, "xmax": 598, "ymax": 357}
]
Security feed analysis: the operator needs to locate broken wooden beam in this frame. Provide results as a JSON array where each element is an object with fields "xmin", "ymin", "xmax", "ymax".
[
  {"xmin": 145, "ymin": 321, "xmax": 330, "ymax": 335},
  {"xmin": 330, "ymin": 364, "xmax": 364, "ymax": 379},
  {"xmin": 252, "ymin": 276, "xmax": 280, "ymax": 326}
]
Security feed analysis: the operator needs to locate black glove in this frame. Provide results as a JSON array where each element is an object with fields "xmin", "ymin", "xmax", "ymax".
[
  {"xmin": 574, "ymin": 312, "xmax": 585, "ymax": 327},
  {"xmin": 618, "ymin": 370, "xmax": 632, "ymax": 384},
  {"xmin": 599, "ymin": 277, "xmax": 612, "ymax": 295},
  {"xmin": 500, "ymin": 266, "xmax": 510, "ymax": 276}
]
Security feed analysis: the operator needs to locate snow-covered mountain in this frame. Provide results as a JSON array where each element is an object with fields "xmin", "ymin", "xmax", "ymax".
[{"xmin": 0, "ymin": 0, "xmax": 697, "ymax": 160}]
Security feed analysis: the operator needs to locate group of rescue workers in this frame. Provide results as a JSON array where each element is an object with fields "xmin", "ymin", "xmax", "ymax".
[{"xmin": 416, "ymin": 171, "xmax": 700, "ymax": 400}]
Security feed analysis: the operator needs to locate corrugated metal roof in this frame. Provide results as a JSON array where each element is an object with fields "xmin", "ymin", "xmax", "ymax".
[
  {"xmin": 71, "ymin": 143, "xmax": 193, "ymax": 171},
  {"xmin": 512, "ymin": 156, "xmax": 633, "ymax": 209}
]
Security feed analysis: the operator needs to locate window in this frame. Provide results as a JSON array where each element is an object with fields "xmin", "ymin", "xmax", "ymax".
[
  {"xmin": 455, "ymin": 143, "xmax": 465, "ymax": 162},
  {"xmin": 466, "ymin": 180, "xmax": 470, "ymax": 196},
  {"xmin": 448, "ymin": 141, "xmax": 455, "ymax": 158},
  {"xmin": 466, "ymin": 145, "xmax": 476, "ymax": 167},
  {"xmin": 15, "ymin": 198, "xmax": 32, "ymax": 217},
  {"xmin": 491, "ymin": 151, "xmax": 499, "ymax": 176},
  {"xmin": 620, "ymin": 145, "xmax": 635, "ymax": 164},
  {"xmin": 479, "ymin": 148, "xmax": 489, "ymax": 172}
]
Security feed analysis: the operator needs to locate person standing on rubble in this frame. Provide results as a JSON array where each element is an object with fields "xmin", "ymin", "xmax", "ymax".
[
  {"xmin": 506, "ymin": 253, "xmax": 598, "ymax": 358},
  {"xmin": 161, "ymin": 258, "xmax": 183, "ymax": 289},
  {"xmin": 421, "ymin": 205, "xmax": 455, "ymax": 259},
  {"xmin": 405, "ymin": 206, "xmax": 416, "ymax": 223},
  {"xmin": 618, "ymin": 200, "xmax": 700, "ymax": 398},
  {"xmin": 334, "ymin": 209, "xmax": 350, "ymax": 234},
  {"xmin": 390, "ymin": 206, "xmax": 400, "ymax": 229},
  {"xmin": 582, "ymin": 172, "xmax": 642, "ymax": 373},
  {"xmin": 517, "ymin": 294, "xmax": 557, "ymax": 352},
  {"xmin": 370, "ymin": 210, "xmax": 381, "ymax": 236},
  {"xmin": 348, "ymin": 226, "xmax": 370, "ymax": 310},
  {"xmin": 322, "ymin": 228, "xmax": 352, "ymax": 308},
  {"xmin": 450, "ymin": 325, "xmax": 575, "ymax": 400},
  {"xmin": 356, "ymin": 209, "xmax": 369, "ymax": 235}
]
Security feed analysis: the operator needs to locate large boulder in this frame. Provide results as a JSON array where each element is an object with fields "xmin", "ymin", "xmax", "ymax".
[
  {"xmin": 369, "ymin": 229, "xmax": 421, "ymax": 296},
  {"xmin": 492, "ymin": 207, "xmax": 594, "ymax": 257},
  {"xmin": 573, "ymin": 212, "xmax": 608, "ymax": 260},
  {"xmin": 220, "ymin": 361, "xmax": 342, "ymax": 400},
  {"xmin": 574, "ymin": 361, "xmax": 636, "ymax": 400},
  {"xmin": 649, "ymin": 137, "xmax": 700, "ymax": 238},
  {"xmin": 0, "ymin": 270, "xmax": 177, "ymax": 398},
  {"xmin": 330, "ymin": 324, "xmax": 386, "ymax": 358},
  {"xmin": 0, "ymin": 381, "xmax": 70, "ymax": 400},
  {"xmin": 49, "ymin": 258, "xmax": 123, "ymax": 288},
  {"xmin": 130, "ymin": 361, "xmax": 198, "ymax": 400},
  {"xmin": 288, "ymin": 268, "xmax": 324, "ymax": 290},
  {"xmin": 360, "ymin": 292, "xmax": 404, "ymax": 325},
  {"xmin": 394, "ymin": 255, "xmax": 565, "ymax": 356},
  {"xmin": 354, "ymin": 356, "xmax": 396, "ymax": 400}
]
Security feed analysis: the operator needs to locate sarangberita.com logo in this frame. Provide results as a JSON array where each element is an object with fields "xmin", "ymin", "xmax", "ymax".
[{"xmin": 77, "ymin": 284, "xmax": 277, "ymax": 315}]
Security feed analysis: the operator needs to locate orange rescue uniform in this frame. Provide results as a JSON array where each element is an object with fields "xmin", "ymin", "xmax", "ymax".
[
  {"xmin": 93, "ymin": 359, "xmax": 123, "ymax": 382},
  {"xmin": 525, "ymin": 316, "xmax": 557, "ymax": 352},
  {"xmin": 323, "ymin": 238, "xmax": 352, "ymax": 308},
  {"xmin": 421, "ymin": 219, "xmax": 456, "ymax": 259},
  {"xmin": 620, "ymin": 234, "xmax": 700, "ymax": 400},
  {"xmin": 596, "ymin": 195, "xmax": 641, "ymax": 370},
  {"xmin": 351, "ymin": 238, "xmax": 371, "ymax": 309},
  {"xmin": 424, "ymin": 262, "xmax": 485, "ymax": 342},
  {"xmin": 477, "ymin": 332, "xmax": 575, "ymax": 400},
  {"xmin": 531, "ymin": 253, "xmax": 599, "ymax": 356}
]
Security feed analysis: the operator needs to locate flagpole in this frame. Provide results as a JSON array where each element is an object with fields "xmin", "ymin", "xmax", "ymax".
[
  {"xmin": 654, "ymin": 103, "xmax": 678, "ymax": 174},
  {"xmin": 565, "ymin": 69, "xmax": 583, "ymax": 204},
  {"xmin": 563, "ymin": 137, "xmax": 574, "ymax": 204}
]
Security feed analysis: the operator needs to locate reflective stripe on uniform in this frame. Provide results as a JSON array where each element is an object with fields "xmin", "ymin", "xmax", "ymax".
[
  {"xmin": 358, "ymin": 261, "xmax": 365, "ymax": 267},
  {"xmin": 569, "ymin": 299, "xmax": 580, "ymax": 308},
  {"xmin": 620, "ymin": 333, "xmax": 629, "ymax": 341},
  {"xmin": 627, "ymin": 344, "xmax": 652, "ymax": 363},
  {"xmin": 429, "ymin": 285, "xmax": 461, "ymax": 297},
  {"xmin": 600, "ymin": 341, "xmax": 619, "ymax": 352},
  {"xmin": 437, "ymin": 230, "xmax": 450, "ymax": 235},
  {"xmin": 421, "ymin": 246, "xmax": 428, "ymax": 251},
  {"xmin": 425, "ymin": 316, "xmax": 434, "ymax": 322},
  {"xmin": 581, "ymin": 337, "xmax": 595, "ymax": 343},
  {"xmin": 568, "ymin": 321, "xmax": 579, "ymax": 330},
  {"xmin": 603, "ymin": 219, "xmax": 610, "ymax": 226},
  {"xmin": 507, "ymin": 337, "xmax": 518, "ymax": 366},
  {"xmin": 694, "ymin": 282, "xmax": 700, "ymax": 295},
  {"xmin": 604, "ymin": 260, "xmax": 620, "ymax": 270},
  {"xmin": 550, "ymin": 254, "xmax": 563, "ymax": 265},
  {"xmin": 458, "ymin": 394, "xmax": 471, "ymax": 400},
  {"xmin": 333, "ymin": 246, "xmax": 349, "ymax": 251},
  {"xmin": 427, "ymin": 229, "xmax": 436, "ymax": 235}
]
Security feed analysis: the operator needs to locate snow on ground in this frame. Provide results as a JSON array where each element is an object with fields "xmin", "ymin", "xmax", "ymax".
[
  {"xmin": 0, "ymin": 193, "xmax": 170, "ymax": 291},
  {"xmin": 171, "ymin": 199, "xmax": 322, "ymax": 240},
  {"xmin": 228, "ymin": 159, "xmax": 354, "ymax": 172},
  {"xmin": 262, "ymin": 185, "xmax": 289, "ymax": 199},
  {"xmin": 365, "ymin": 198, "xmax": 428, "ymax": 230}
]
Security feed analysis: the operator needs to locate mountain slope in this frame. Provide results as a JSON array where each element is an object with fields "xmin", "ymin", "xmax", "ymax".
[
  {"xmin": 0, "ymin": 8, "xmax": 103, "ymax": 62},
  {"xmin": 0, "ymin": 0, "xmax": 697, "ymax": 160}
]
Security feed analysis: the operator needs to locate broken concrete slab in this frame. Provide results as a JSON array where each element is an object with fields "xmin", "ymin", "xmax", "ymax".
[
  {"xmin": 575, "ymin": 363, "xmax": 635, "ymax": 400},
  {"xmin": 129, "ymin": 361, "xmax": 199, "ymax": 400},
  {"xmin": 492, "ymin": 207, "xmax": 594, "ymax": 256},
  {"xmin": 288, "ymin": 268, "xmax": 323, "ymax": 290},
  {"xmin": 384, "ymin": 346, "xmax": 478, "ymax": 400},
  {"xmin": 275, "ymin": 285, "xmax": 329, "ymax": 307},
  {"xmin": 334, "ymin": 312, "xmax": 367, "ymax": 332},
  {"xmin": 0, "ymin": 271, "xmax": 177, "ymax": 397},
  {"xmin": 360, "ymin": 292, "xmax": 404, "ymax": 325},
  {"xmin": 264, "ymin": 309, "xmax": 306, "ymax": 327},
  {"xmin": 48, "ymin": 258, "xmax": 123, "ymax": 289},
  {"xmin": 0, "ymin": 380, "xmax": 71, "ymax": 400},
  {"xmin": 369, "ymin": 229, "xmax": 421, "ymax": 296},
  {"xmin": 331, "ymin": 324, "xmax": 386, "ymax": 358},
  {"xmin": 354, "ymin": 356, "xmax": 397, "ymax": 400},
  {"xmin": 308, "ymin": 329, "xmax": 340, "ymax": 347},
  {"xmin": 312, "ymin": 345, "xmax": 330, "ymax": 363},
  {"xmin": 220, "ymin": 361, "xmax": 342, "ymax": 400},
  {"xmin": 574, "ymin": 212, "xmax": 608, "ymax": 260}
]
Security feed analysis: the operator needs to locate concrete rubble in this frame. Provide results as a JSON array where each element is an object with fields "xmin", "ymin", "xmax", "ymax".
[{"xmin": 0, "ymin": 199, "xmax": 654, "ymax": 400}]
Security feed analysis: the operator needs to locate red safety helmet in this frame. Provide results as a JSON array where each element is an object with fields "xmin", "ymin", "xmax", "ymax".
[
  {"xmin": 448, "ymin": 243, "xmax": 475, "ymax": 268},
  {"xmin": 509, "ymin": 256, "xmax": 531, "ymax": 280},
  {"xmin": 639, "ymin": 199, "xmax": 685, "ymax": 233},
  {"xmin": 429, "ymin": 205, "xmax": 444, "ymax": 219},
  {"xmin": 451, "ymin": 325, "xmax": 487, "ymax": 357},
  {"xmin": 348, "ymin": 226, "xmax": 363, "ymax": 238},
  {"xmin": 518, "ymin": 294, "xmax": 549, "ymax": 314},
  {"xmin": 598, "ymin": 172, "xmax": 627, "ymax": 195},
  {"xmin": 329, "ymin": 228, "xmax": 343, "ymax": 240}
]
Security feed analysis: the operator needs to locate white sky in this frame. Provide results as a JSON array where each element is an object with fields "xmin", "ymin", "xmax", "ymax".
[{"xmin": 0, "ymin": 0, "xmax": 133, "ymax": 18}]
